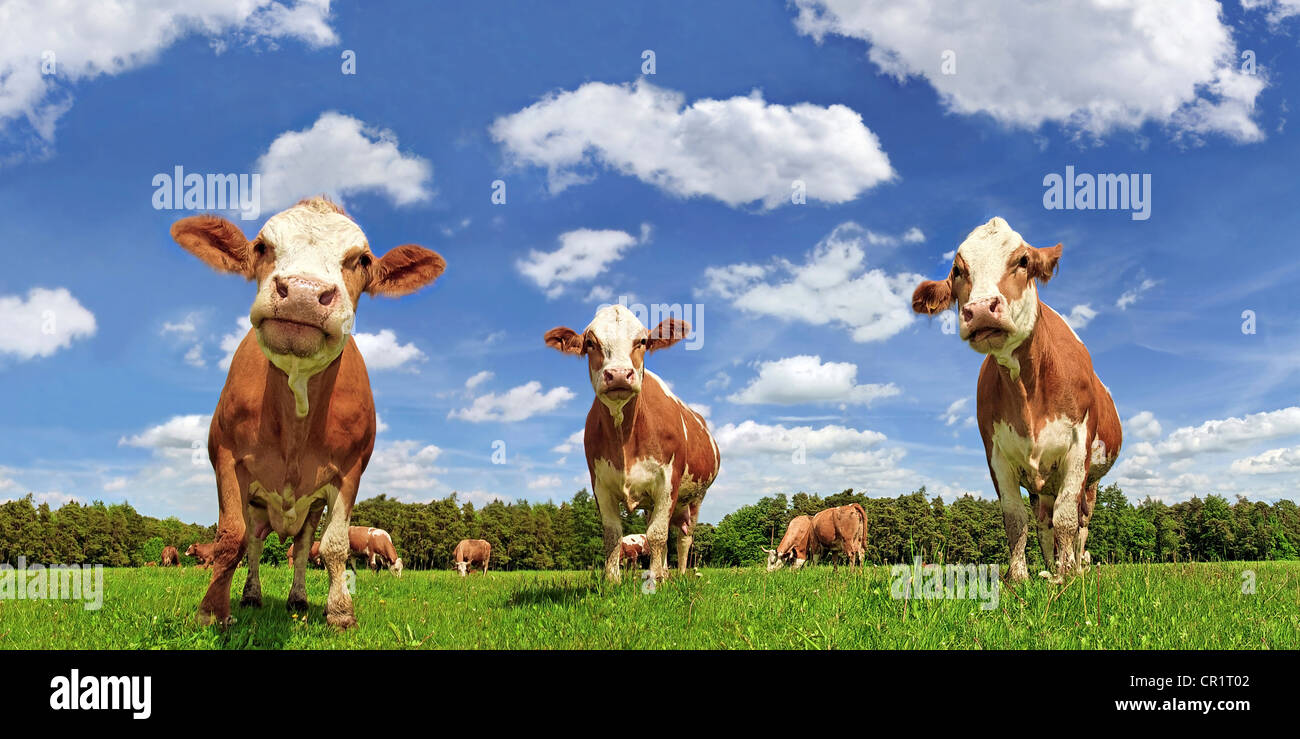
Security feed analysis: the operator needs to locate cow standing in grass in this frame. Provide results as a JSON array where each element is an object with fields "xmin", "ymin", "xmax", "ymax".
[
  {"xmin": 545, "ymin": 305, "xmax": 720, "ymax": 583},
  {"xmin": 809, "ymin": 505, "xmax": 868, "ymax": 571},
  {"xmin": 763, "ymin": 515, "xmax": 813, "ymax": 572},
  {"xmin": 186, "ymin": 541, "xmax": 217, "ymax": 568},
  {"xmin": 160, "ymin": 546, "xmax": 180, "ymax": 567},
  {"xmin": 171, "ymin": 197, "xmax": 445, "ymax": 628},
  {"xmin": 453, "ymin": 539, "xmax": 491, "ymax": 576},
  {"xmin": 912, "ymin": 217, "xmax": 1122, "ymax": 582}
]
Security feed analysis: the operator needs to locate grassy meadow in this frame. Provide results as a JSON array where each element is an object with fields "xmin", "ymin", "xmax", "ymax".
[{"xmin": 1, "ymin": 561, "xmax": 1296, "ymax": 649}]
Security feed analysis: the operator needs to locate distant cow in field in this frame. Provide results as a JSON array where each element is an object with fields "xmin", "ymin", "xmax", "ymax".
[
  {"xmin": 186, "ymin": 541, "xmax": 217, "ymax": 567},
  {"xmin": 545, "ymin": 305, "xmax": 720, "ymax": 582},
  {"xmin": 452, "ymin": 539, "xmax": 491, "ymax": 576},
  {"xmin": 286, "ymin": 541, "xmax": 322, "ymax": 567},
  {"xmin": 349, "ymin": 526, "xmax": 403, "ymax": 576},
  {"xmin": 171, "ymin": 196, "xmax": 444, "ymax": 628},
  {"xmin": 912, "ymin": 217, "xmax": 1122, "ymax": 582},
  {"xmin": 763, "ymin": 515, "xmax": 813, "ymax": 572},
  {"xmin": 619, "ymin": 533, "xmax": 647, "ymax": 569},
  {"xmin": 809, "ymin": 504, "xmax": 868, "ymax": 571},
  {"xmin": 160, "ymin": 546, "xmax": 180, "ymax": 567},
  {"xmin": 144, "ymin": 561, "xmax": 157, "ymax": 567}
]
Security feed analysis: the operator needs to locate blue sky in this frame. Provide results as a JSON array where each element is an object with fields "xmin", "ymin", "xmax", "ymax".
[{"xmin": 3, "ymin": 0, "xmax": 1300, "ymax": 524}]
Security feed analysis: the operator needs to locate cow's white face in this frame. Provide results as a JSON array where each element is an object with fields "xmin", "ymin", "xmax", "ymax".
[
  {"xmin": 249, "ymin": 203, "xmax": 369, "ymax": 368},
  {"xmin": 544, "ymin": 305, "xmax": 689, "ymax": 423},
  {"xmin": 763, "ymin": 547, "xmax": 786, "ymax": 572},
  {"xmin": 455, "ymin": 561, "xmax": 469, "ymax": 577},
  {"xmin": 912, "ymin": 217, "xmax": 1061, "ymax": 371}
]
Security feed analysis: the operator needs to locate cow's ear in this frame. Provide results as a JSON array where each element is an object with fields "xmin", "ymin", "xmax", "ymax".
[
  {"xmin": 171, "ymin": 215, "xmax": 252, "ymax": 278},
  {"xmin": 1028, "ymin": 243, "xmax": 1062, "ymax": 284},
  {"xmin": 911, "ymin": 278, "xmax": 954, "ymax": 315},
  {"xmin": 544, "ymin": 327, "xmax": 584, "ymax": 355},
  {"xmin": 368, "ymin": 245, "xmax": 446, "ymax": 296},
  {"xmin": 648, "ymin": 318, "xmax": 690, "ymax": 352}
]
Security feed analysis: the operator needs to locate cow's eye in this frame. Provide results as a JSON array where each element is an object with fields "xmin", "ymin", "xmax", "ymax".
[
  {"xmin": 358, "ymin": 254, "xmax": 371, "ymax": 269},
  {"xmin": 253, "ymin": 242, "xmax": 267, "ymax": 257},
  {"xmin": 1018, "ymin": 255, "xmax": 1029, "ymax": 269}
]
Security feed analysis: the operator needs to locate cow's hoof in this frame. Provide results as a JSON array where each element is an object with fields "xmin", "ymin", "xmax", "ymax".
[
  {"xmin": 286, "ymin": 596, "xmax": 308, "ymax": 612},
  {"xmin": 239, "ymin": 594, "xmax": 262, "ymax": 608},
  {"xmin": 327, "ymin": 612, "xmax": 357, "ymax": 630},
  {"xmin": 197, "ymin": 609, "xmax": 234, "ymax": 628}
]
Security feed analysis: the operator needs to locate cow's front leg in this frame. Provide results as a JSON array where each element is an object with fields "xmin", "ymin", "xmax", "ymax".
[
  {"xmin": 990, "ymin": 454, "xmax": 1029, "ymax": 582},
  {"xmin": 321, "ymin": 485, "xmax": 356, "ymax": 630},
  {"xmin": 646, "ymin": 485, "xmax": 673, "ymax": 582},
  {"xmin": 1033, "ymin": 493, "xmax": 1056, "ymax": 580},
  {"xmin": 1051, "ymin": 453, "xmax": 1088, "ymax": 581},
  {"xmin": 674, "ymin": 505, "xmax": 699, "ymax": 574},
  {"xmin": 199, "ymin": 447, "xmax": 246, "ymax": 627},
  {"xmin": 593, "ymin": 484, "xmax": 624, "ymax": 582},
  {"xmin": 240, "ymin": 515, "xmax": 265, "ymax": 608}
]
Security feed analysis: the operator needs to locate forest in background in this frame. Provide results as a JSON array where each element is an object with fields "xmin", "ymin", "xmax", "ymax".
[{"xmin": 2, "ymin": 484, "xmax": 1298, "ymax": 570}]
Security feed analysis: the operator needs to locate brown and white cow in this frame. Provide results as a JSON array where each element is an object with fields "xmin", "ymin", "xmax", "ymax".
[
  {"xmin": 185, "ymin": 541, "xmax": 217, "ymax": 567},
  {"xmin": 808, "ymin": 504, "xmax": 867, "ymax": 571},
  {"xmin": 619, "ymin": 533, "xmax": 647, "ymax": 570},
  {"xmin": 286, "ymin": 540, "xmax": 322, "ymax": 567},
  {"xmin": 763, "ymin": 515, "xmax": 813, "ymax": 572},
  {"xmin": 545, "ymin": 305, "xmax": 720, "ymax": 582},
  {"xmin": 912, "ymin": 217, "xmax": 1122, "ymax": 582},
  {"xmin": 160, "ymin": 545, "xmax": 180, "ymax": 567},
  {"xmin": 452, "ymin": 539, "xmax": 491, "ymax": 576},
  {"xmin": 349, "ymin": 526, "xmax": 403, "ymax": 576},
  {"xmin": 171, "ymin": 197, "xmax": 445, "ymax": 628}
]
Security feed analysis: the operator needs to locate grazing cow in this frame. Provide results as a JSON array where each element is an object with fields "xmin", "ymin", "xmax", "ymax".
[
  {"xmin": 160, "ymin": 546, "xmax": 180, "ymax": 567},
  {"xmin": 619, "ymin": 533, "xmax": 648, "ymax": 569},
  {"xmin": 452, "ymin": 539, "xmax": 491, "ymax": 577},
  {"xmin": 763, "ymin": 515, "xmax": 813, "ymax": 572},
  {"xmin": 545, "ymin": 305, "xmax": 720, "ymax": 582},
  {"xmin": 286, "ymin": 540, "xmax": 322, "ymax": 567},
  {"xmin": 349, "ymin": 526, "xmax": 403, "ymax": 576},
  {"xmin": 144, "ymin": 561, "xmax": 157, "ymax": 567},
  {"xmin": 912, "ymin": 217, "xmax": 1122, "ymax": 582},
  {"xmin": 808, "ymin": 504, "xmax": 868, "ymax": 570},
  {"xmin": 171, "ymin": 197, "xmax": 445, "ymax": 628},
  {"xmin": 186, "ymin": 541, "xmax": 217, "ymax": 567}
]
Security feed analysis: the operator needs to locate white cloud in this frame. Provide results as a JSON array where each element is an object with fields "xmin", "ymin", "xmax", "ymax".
[
  {"xmin": 161, "ymin": 315, "xmax": 199, "ymax": 337},
  {"xmin": 1242, "ymin": 0, "xmax": 1300, "ymax": 23},
  {"xmin": 120, "ymin": 414, "xmax": 209, "ymax": 450},
  {"xmin": 465, "ymin": 371, "xmax": 494, "ymax": 390},
  {"xmin": 364, "ymin": 440, "xmax": 444, "ymax": 492},
  {"xmin": 1156, "ymin": 407, "xmax": 1300, "ymax": 458},
  {"xmin": 1062, "ymin": 304, "xmax": 1098, "ymax": 331},
  {"xmin": 449, "ymin": 381, "xmax": 576, "ymax": 423},
  {"xmin": 552, "ymin": 429, "xmax": 585, "ymax": 454},
  {"xmin": 375, "ymin": 412, "xmax": 389, "ymax": 434},
  {"xmin": 219, "ymin": 315, "xmax": 252, "ymax": 370},
  {"xmin": 793, "ymin": 0, "xmax": 1268, "ymax": 142},
  {"xmin": 491, "ymin": 79, "xmax": 894, "ymax": 209},
  {"xmin": 527, "ymin": 475, "xmax": 562, "ymax": 490},
  {"xmin": 728, "ymin": 355, "xmax": 899, "ymax": 406},
  {"xmin": 103, "ymin": 477, "xmax": 129, "ymax": 492},
  {"xmin": 516, "ymin": 227, "xmax": 644, "ymax": 298},
  {"xmin": 0, "ymin": 1, "xmax": 337, "ymax": 149},
  {"xmin": 1127, "ymin": 411, "xmax": 1163, "ymax": 441},
  {"xmin": 1116, "ymin": 279, "xmax": 1157, "ymax": 310},
  {"xmin": 0, "ymin": 287, "xmax": 96, "ymax": 360},
  {"xmin": 940, "ymin": 398, "xmax": 972, "ymax": 427},
  {"xmin": 183, "ymin": 344, "xmax": 205, "ymax": 368},
  {"xmin": 713, "ymin": 420, "xmax": 886, "ymax": 457},
  {"xmin": 701, "ymin": 222, "xmax": 923, "ymax": 343},
  {"xmin": 254, "ymin": 111, "xmax": 433, "ymax": 212},
  {"xmin": 704, "ymin": 371, "xmax": 732, "ymax": 393},
  {"xmin": 1230, "ymin": 445, "xmax": 1300, "ymax": 475},
  {"xmin": 352, "ymin": 329, "xmax": 424, "ymax": 370}
]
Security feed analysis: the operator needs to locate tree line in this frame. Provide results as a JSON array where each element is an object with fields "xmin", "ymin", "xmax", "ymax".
[{"xmin": 2, "ymin": 484, "xmax": 1298, "ymax": 569}]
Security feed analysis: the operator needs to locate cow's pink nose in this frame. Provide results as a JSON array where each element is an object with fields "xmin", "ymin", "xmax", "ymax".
[
  {"xmin": 603, "ymin": 368, "xmax": 635, "ymax": 385},
  {"xmin": 273, "ymin": 276, "xmax": 337, "ymax": 307},
  {"xmin": 962, "ymin": 296, "xmax": 1002, "ymax": 322}
]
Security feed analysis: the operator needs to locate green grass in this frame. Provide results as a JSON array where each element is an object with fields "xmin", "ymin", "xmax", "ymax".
[{"xmin": 1, "ymin": 561, "xmax": 1296, "ymax": 649}]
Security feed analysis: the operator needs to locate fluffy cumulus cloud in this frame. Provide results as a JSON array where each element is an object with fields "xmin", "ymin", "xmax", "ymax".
[
  {"xmin": 701, "ymin": 223, "xmax": 923, "ymax": 342},
  {"xmin": 793, "ymin": 0, "xmax": 1268, "ymax": 142},
  {"xmin": 516, "ymin": 225, "xmax": 647, "ymax": 298},
  {"xmin": 352, "ymin": 329, "xmax": 424, "ymax": 370},
  {"xmin": 1155, "ymin": 407, "xmax": 1300, "ymax": 457},
  {"xmin": 0, "ymin": 287, "xmax": 96, "ymax": 360},
  {"xmin": 1127, "ymin": 411, "xmax": 1163, "ymax": 441},
  {"xmin": 1230, "ymin": 445, "xmax": 1300, "ymax": 475},
  {"xmin": 551, "ymin": 429, "xmax": 585, "ymax": 454},
  {"xmin": 254, "ymin": 112, "xmax": 433, "ymax": 212},
  {"xmin": 363, "ymin": 440, "xmax": 444, "ymax": 493},
  {"xmin": 1242, "ymin": 0, "xmax": 1300, "ymax": 22},
  {"xmin": 0, "ymin": 1, "xmax": 337, "ymax": 150},
  {"xmin": 1061, "ymin": 304, "xmax": 1098, "ymax": 331},
  {"xmin": 491, "ymin": 79, "xmax": 894, "ymax": 209},
  {"xmin": 728, "ymin": 355, "xmax": 899, "ymax": 406},
  {"xmin": 219, "ymin": 316, "xmax": 253, "ymax": 370},
  {"xmin": 940, "ymin": 398, "xmax": 974, "ymax": 428},
  {"xmin": 112, "ymin": 414, "xmax": 218, "ymax": 517},
  {"xmin": 449, "ymin": 381, "xmax": 575, "ymax": 423}
]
